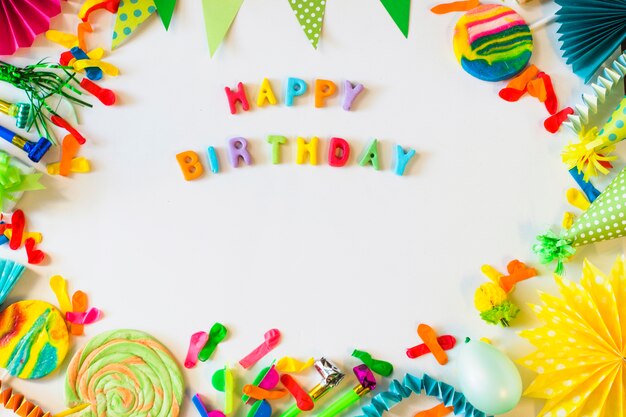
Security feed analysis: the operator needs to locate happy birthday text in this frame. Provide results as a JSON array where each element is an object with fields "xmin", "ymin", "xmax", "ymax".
[
  {"xmin": 224, "ymin": 78, "xmax": 364, "ymax": 113},
  {"xmin": 176, "ymin": 136, "xmax": 416, "ymax": 180}
]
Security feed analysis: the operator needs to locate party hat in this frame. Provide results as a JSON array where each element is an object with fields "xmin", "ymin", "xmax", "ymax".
[
  {"xmin": 0, "ymin": 258, "xmax": 25, "ymax": 305},
  {"xmin": 596, "ymin": 96, "xmax": 626, "ymax": 145},
  {"xmin": 534, "ymin": 166, "xmax": 626, "ymax": 272}
]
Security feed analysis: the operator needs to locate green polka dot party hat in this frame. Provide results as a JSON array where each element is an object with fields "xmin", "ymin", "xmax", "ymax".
[{"xmin": 534, "ymin": 165, "xmax": 626, "ymax": 273}]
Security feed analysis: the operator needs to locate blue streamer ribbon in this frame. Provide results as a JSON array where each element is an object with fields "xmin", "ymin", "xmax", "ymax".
[{"xmin": 357, "ymin": 374, "xmax": 491, "ymax": 417}]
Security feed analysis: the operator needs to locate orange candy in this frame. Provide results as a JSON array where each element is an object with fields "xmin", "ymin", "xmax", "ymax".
[
  {"xmin": 70, "ymin": 291, "xmax": 88, "ymax": 336},
  {"xmin": 60, "ymin": 135, "xmax": 81, "ymax": 177},
  {"xmin": 242, "ymin": 385, "xmax": 288, "ymax": 401},
  {"xmin": 431, "ymin": 0, "xmax": 480, "ymax": 14},
  {"xmin": 417, "ymin": 324, "xmax": 448, "ymax": 365},
  {"xmin": 499, "ymin": 260, "xmax": 537, "ymax": 293},
  {"xmin": 414, "ymin": 403, "xmax": 454, "ymax": 417}
]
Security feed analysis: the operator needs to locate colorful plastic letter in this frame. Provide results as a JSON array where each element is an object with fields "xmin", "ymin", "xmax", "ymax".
[
  {"xmin": 394, "ymin": 145, "xmax": 415, "ymax": 176},
  {"xmin": 359, "ymin": 139, "xmax": 380, "ymax": 170},
  {"xmin": 207, "ymin": 146, "xmax": 220, "ymax": 173},
  {"xmin": 296, "ymin": 137, "xmax": 319, "ymax": 165},
  {"xmin": 257, "ymin": 78, "xmax": 278, "ymax": 107},
  {"xmin": 286, "ymin": 78, "xmax": 308, "ymax": 107},
  {"xmin": 176, "ymin": 151, "xmax": 204, "ymax": 180},
  {"xmin": 228, "ymin": 137, "xmax": 252, "ymax": 167},
  {"xmin": 328, "ymin": 137, "xmax": 350, "ymax": 167},
  {"xmin": 342, "ymin": 81, "xmax": 364, "ymax": 111},
  {"xmin": 268, "ymin": 135, "xmax": 287, "ymax": 164},
  {"xmin": 225, "ymin": 82, "xmax": 250, "ymax": 115},
  {"xmin": 315, "ymin": 79, "xmax": 337, "ymax": 108}
]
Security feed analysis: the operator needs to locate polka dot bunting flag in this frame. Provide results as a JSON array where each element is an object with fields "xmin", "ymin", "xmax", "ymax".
[
  {"xmin": 112, "ymin": 0, "xmax": 157, "ymax": 49},
  {"xmin": 288, "ymin": 0, "xmax": 326, "ymax": 49}
]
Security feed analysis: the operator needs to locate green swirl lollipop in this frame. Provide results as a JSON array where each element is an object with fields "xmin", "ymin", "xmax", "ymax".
[{"xmin": 65, "ymin": 329, "xmax": 184, "ymax": 417}]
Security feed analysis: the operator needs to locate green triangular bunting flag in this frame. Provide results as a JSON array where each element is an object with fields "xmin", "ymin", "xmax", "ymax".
[
  {"xmin": 112, "ymin": 0, "xmax": 157, "ymax": 49},
  {"xmin": 202, "ymin": 0, "xmax": 245, "ymax": 57},
  {"xmin": 380, "ymin": 0, "xmax": 411, "ymax": 38},
  {"xmin": 288, "ymin": 0, "xmax": 326, "ymax": 49},
  {"xmin": 154, "ymin": 0, "xmax": 176, "ymax": 30}
]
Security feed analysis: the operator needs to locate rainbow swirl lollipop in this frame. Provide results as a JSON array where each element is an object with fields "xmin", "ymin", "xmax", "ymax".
[
  {"xmin": 453, "ymin": 4, "xmax": 533, "ymax": 82},
  {"xmin": 65, "ymin": 329, "xmax": 184, "ymax": 417},
  {"xmin": 0, "ymin": 300, "xmax": 69, "ymax": 379}
]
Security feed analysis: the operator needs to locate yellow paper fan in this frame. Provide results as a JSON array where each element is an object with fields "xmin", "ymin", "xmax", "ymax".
[{"xmin": 519, "ymin": 257, "xmax": 626, "ymax": 417}]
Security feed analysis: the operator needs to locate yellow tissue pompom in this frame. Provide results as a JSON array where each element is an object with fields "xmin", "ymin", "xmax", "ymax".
[{"xmin": 474, "ymin": 282, "xmax": 507, "ymax": 312}]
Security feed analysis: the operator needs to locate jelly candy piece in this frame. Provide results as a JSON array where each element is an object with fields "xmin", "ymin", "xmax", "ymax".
[
  {"xmin": 185, "ymin": 331, "xmax": 209, "ymax": 369},
  {"xmin": 239, "ymin": 329, "xmax": 281, "ymax": 369},
  {"xmin": 281, "ymin": 374, "xmax": 314, "ymax": 411}
]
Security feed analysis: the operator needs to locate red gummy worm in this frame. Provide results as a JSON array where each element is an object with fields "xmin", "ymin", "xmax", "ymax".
[
  {"xmin": 25, "ymin": 237, "xmax": 45, "ymax": 264},
  {"xmin": 406, "ymin": 335, "xmax": 456, "ymax": 359},
  {"xmin": 8, "ymin": 209, "xmax": 25, "ymax": 250},
  {"xmin": 82, "ymin": 0, "xmax": 120, "ymax": 22},
  {"xmin": 50, "ymin": 115, "xmax": 86, "ymax": 144},
  {"xmin": 544, "ymin": 107, "xmax": 574, "ymax": 134},
  {"xmin": 498, "ymin": 87, "xmax": 526, "ymax": 102},
  {"xmin": 80, "ymin": 78, "xmax": 116, "ymax": 106},
  {"xmin": 60, "ymin": 51, "xmax": 74, "ymax": 66},
  {"xmin": 538, "ymin": 72, "xmax": 558, "ymax": 115},
  {"xmin": 280, "ymin": 375, "xmax": 314, "ymax": 411}
]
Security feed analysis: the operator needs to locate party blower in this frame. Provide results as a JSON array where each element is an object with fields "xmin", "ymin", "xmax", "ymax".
[
  {"xmin": 0, "ymin": 125, "xmax": 51, "ymax": 163},
  {"xmin": 0, "ymin": 99, "xmax": 30, "ymax": 129},
  {"xmin": 316, "ymin": 365, "xmax": 376, "ymax": 417},
  {"xmin": 279, "ymin": 358, "xmax": 346, "ymax": 417}
]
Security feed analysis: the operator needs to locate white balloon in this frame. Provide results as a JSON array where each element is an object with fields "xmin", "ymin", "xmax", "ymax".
[{"xmin": 457, "ymin": 340, "xmax": 522, "ymax": 415}]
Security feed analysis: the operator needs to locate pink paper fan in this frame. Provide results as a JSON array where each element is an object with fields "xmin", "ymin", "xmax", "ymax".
[{"xmin": 0, "ymin": 0, "xmax": 61, "ymax": 56}]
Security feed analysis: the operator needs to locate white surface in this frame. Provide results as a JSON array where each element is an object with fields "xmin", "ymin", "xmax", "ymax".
[{"xmin": 2, "ymin": 1, "xmax": 624, "ymax": 416}]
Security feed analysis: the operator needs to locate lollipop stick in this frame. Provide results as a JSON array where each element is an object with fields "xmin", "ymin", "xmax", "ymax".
[
  {"xmin": 53, "ymin": 404, "xmax": 89, "ymax": 417},
  {"xmin": 530, "ymin": 14, "xmax": 557, "ymax": 31}
]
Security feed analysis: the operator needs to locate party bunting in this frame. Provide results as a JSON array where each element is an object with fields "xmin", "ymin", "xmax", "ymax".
[
  {"xmin": 112, "ymin": 0, "xmax": 157, "ymax": 49},
  {"xmin": 379, "ymin": 0, "xmax": 411, "ymax": 38},
  {"xmin": 154, "ymin": 0, "xmax": 176, "ymax": 30},
  {"xmin": 202, "ymin": 0, "xmax": 245, "ymax": 57},
  {"xmin": 287, "ymin": 0, "xmax": 326, "ymax": 49},
  {"xmin": 555, "ymin": 0, "xmax": 626, "ymax": 82},
  {"xmin": 0, "ymin": 152, "xmax": 45, "ymax": 212}
]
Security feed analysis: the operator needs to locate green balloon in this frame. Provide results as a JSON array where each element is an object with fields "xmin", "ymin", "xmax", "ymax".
[{"xmin": 457, "ymin": 340, "xmax": 522, "ymax": 415}]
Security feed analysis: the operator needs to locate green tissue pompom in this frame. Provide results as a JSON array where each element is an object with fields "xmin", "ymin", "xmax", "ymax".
[{"xmin": 480, "ymin": 301, "xmax": 520, "ymax": 327}]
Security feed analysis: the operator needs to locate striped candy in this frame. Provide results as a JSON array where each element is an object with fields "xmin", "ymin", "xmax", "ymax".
[{"xmin": 453, "ymin": 4, "xmax": 533, "ymax": 82}]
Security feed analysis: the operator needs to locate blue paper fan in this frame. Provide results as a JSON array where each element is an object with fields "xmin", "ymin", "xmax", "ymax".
[
  {"xmin": 555, "ymin": 0, "xmax": 626, "ymax": 82},
  {"xmin": 0, "ymin": 258, "xmax": 25, "ymax": 305}
]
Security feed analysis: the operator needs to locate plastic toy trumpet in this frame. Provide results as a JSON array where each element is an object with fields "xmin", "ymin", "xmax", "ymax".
[
  {"xmin": 0, "ymin": 125, "xmax": 51, "ymax": 163},
  {"xmin": 316, "ymin": 365, "xmax": 376, "ymax": 417},
  {"xmin": 280, "ymin": 358, "xmax": 346, "ymax": 417},
  {"xmin": 0, "ymin": 99, "xmax": 31, "ymax": 129}
]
